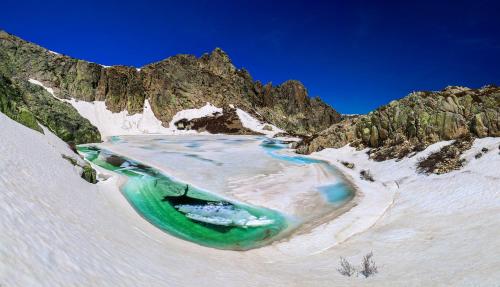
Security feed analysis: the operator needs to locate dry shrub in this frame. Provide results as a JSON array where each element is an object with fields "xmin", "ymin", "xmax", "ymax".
[
  {"xmin": 337, "ymin": 252, "xmax": 378, "ymax": 278},
  {"xmin": 360, "ymin": 169, "xmax": 374, "ymax": 182},
  {"xmin": 359, "ymin": 252, "xmax": 378, "ymax": 278},
  {"xmin": 337, "ymin": 257, "xmax": 357, "ymax": 277}
]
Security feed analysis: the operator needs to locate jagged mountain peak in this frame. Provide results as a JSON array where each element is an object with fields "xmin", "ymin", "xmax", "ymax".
[{"xmin": 0, "ymin": 30, "xmax": 341, "ymax": 136}]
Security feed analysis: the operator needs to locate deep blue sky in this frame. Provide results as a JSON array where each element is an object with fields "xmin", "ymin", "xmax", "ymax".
[{"xmin": 1, "ymin": 0, "xmax": 499, "ymax": 113}]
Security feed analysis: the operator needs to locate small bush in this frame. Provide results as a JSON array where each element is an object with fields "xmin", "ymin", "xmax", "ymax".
[
  {"xmin": 337, "ymin": 252, "xmax": 379, "ymax": 278},
  {"xmin": 475, "ymin": 153, "xmax": 483, "ymax": 159},
  {"xmin": 359, "ymin": 252, "xmax": 378, "ymax": 278},
  {"xmin": 337, "ymin": 257, "xmax": 357, "ymax": 277}
]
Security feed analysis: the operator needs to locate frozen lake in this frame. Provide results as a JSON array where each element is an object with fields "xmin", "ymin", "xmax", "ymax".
[{"xmin": 79, "ymin": 135, "xmax": 354, "ymax": 249}]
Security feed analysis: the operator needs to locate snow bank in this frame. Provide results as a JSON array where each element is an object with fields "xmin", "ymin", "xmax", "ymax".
[
  {"xmin": 168, "ymin": 102, "xmax": 222, "ymax": 127},
  {"xmin": 64, "ymin": 100, "xmax": 224, "ymax": 139},
  {"xmin": 24, "ymin": 81, "xmax": 280, "ymax": 139},
  {"xmin": 2, "ymin": 109, "xmax": 500, "ymax": 286},
  {"xmin": 65, "ymin": 99, "xmax": 284, "ymax": 139},
  {"xmin": 235, "ymin": 108, "xmax": 283, "ymax": 136},
  {"xmin": 292, "ymin": 138, "xmax": 500, "ymax": 285},
  {"xmin": 64, "ymin": 99, "xmax": 171, "ymax": 138}
]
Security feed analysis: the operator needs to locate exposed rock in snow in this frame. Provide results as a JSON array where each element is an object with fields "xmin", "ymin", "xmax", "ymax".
[
  {"xmin": 64, "ymin": 100, "xmax": 226, "ymax": 139},
  {"xmin": 173, "ymin": 107, "xmax": 257, "ymax": 135},
  {"xmin": 168, "ymin": 103, "xmax": 222, "ymax": 128},
  {"xmin": 64, "ymin": 98, "xmax": 280, "ymax": 139},
  {"xmin": 236, "ymin": 108, "xmax": 283, "ymax": 136}
]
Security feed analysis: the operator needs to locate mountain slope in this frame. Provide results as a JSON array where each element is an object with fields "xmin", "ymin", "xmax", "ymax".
[
  {"xmin": 0, "ymin": 73, "xmax": 101, "ymax": 144},
  {"xmin": 298, "ymin": 85, "xmax": 500, "ymax": 160},
  {"xmin": 0, "ymin": 30, "xmax": 340, "ymax": 136}
]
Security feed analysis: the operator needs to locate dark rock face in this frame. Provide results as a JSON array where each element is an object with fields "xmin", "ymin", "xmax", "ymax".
[
  {"xmin": 62, "ymin": 154, "xmax": 98, "ymax": 184},
  {"xmin": 174, "ymin": 107, "xmax": 260, "ymax": 135},
  {"xmin": 255, "ymin": 80, "xmax": 341, "ymax": 134},
  {"xmin": 298, "ymin": 86, "xmax": 500, "ymax": 160},
  {"xmin": 0, "ymin": 73, "xmax": 101, "ymax": 144},
  {"xmin": 0, "ymin": 74, "xmax": 41, "ymax": 132},
  {"xmin": 0, "ymin": 31, "xmax": 340, "ymax": 135}
]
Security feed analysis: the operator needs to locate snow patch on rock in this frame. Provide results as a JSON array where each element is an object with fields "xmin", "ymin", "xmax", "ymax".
[
  {"xmin": 64, "ymin": 99, "xmax": 170, "ymax": 138},
  {"xmin": 65, "ymin": 99, "xmax": 224, "ymax": 139},
  {"xmin": 168, "ymin": 102, "xmax": 222, "ymax": 127},
  {"xmin": 236, "ymin": 108, "xmax": 283, "ymax": 136}
]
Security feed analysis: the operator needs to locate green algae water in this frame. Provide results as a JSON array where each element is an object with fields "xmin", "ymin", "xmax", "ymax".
[{"xmin": 77, "ymin": 145, "xmax": 288, "ymax": 250}]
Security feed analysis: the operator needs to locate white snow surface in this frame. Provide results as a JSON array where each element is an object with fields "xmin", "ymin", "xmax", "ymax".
[
  {"xmin": 64, "ymin": 99, "xmax": 171, "ymax": 138},
  {"xmin": 236, "ymin": 108, "xmax": 283, "ymax": 136},
  {"xmin": 167, "ymin": 102, "xmax": 222, "ymax": 127},
  {"xmin": 64, "ymin": 96, "xmax": 279, "ymax": 139},
  {"xmin": 96, "ymin": 135, "xmax": 347, "ymax": 220},
  {"xmin": 1, "ymin": 111, "xmax": 500, "ymax": 286},
  {"xmin": 25, "ymin": 79, "xmax": 281, "ymax": 139},
  {"xmin": 64, "ymin": 100, "xmax": 224, "ymax": 139}
]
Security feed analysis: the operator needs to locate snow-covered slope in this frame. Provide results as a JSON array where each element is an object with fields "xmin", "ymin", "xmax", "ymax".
[
  {"xmin": 307, "ymin": 138, "xmax": 500, "ymax": 286},
  {"xmin": 2, "ymin": 108, "xmax": 499, "ymax": 286},
  {"xmin": 235, "ymin": 108, "xmax": 283, "ymax": 136},
  {"xmin": 28, "ymin": 79, "xmax": 283, "ymax": 138},
  {"xmin": 65, "ymin": 99, "xmax": 283, "ymax": 139},
  {"xmin": 27, "ymin": 79, "xmax": 278, "ymax": 139},
  {"xmin": 64, "ymin": 99, "xmax": 173, "ymax": 138}
]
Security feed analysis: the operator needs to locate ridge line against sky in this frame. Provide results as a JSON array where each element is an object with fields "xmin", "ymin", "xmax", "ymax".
[{"xmin": 1, "ymin": 0, "xmax": 499, "ymax": 114}]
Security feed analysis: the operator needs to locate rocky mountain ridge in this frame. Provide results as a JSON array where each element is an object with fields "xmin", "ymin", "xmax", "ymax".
[
  {"xmin": 297, "ymin": 85, "xmax": 500, "ymax": 161},
  {"xmin": 1, "ymin": 30, "xmax": 498, "ymax": 167},
  {"xmin": 0, "ymin": 30, "xmax": 340, "ymax": 137}
]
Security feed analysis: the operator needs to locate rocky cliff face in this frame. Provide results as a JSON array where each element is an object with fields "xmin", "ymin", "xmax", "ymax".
[
  {"xmin": 297, "ymin": 85, "xmax": 500, "ymax": 160},
  {"xmin": 0, "ymin": 74, "xmax": 101, "ymax": 145},
  {"xmin": 0, "ymin": 31, "xmax": 340, "ymax": 135}
]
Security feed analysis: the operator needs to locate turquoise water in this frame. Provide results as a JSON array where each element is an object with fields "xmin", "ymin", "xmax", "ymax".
[
  {"xmin": 78, "ymin": 136, "xmax": 353, "ymax": 250},
  {"xmin": 260, "ymin": 139, "xmax": 353, "ymax": 204},
  {"xmin": 318, "ymin": 183, "xmax": 353, "ymax": 205},
  {"xmin": 78, "ymin": 145, "xmax": 288, "ymax": 250}
]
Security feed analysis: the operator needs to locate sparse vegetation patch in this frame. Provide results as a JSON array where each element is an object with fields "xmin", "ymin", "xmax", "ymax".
[
  {"xmin": 337, "ymin": 252, "xmax": 378, "ymax": 278},
  {"xmin": 360, "ymin": 169, "xmax": 374, "ymax": 181},
  {"xmin": 417, "ymin": 136, "xmax": 473, "ymax": 174}
]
